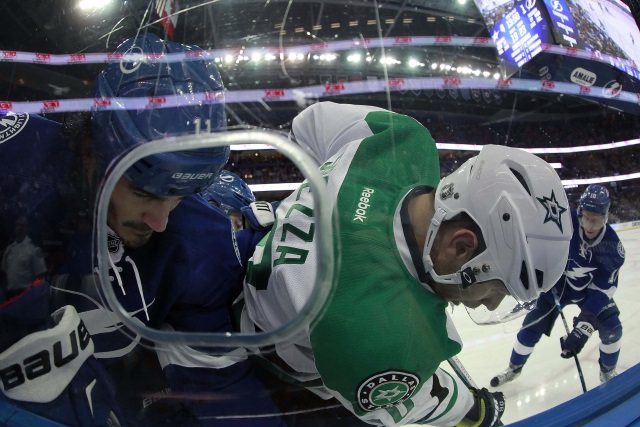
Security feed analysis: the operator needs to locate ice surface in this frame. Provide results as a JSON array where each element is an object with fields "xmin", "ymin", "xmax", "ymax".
[{"xmin": 450, "ymin": 226, "xmax": 640, "ymax": 425}]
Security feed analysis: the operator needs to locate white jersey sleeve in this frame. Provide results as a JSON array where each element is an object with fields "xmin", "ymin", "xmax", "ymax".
[
  {"xmin": 291, "ymin": 102, "xmax": 388, "ymax": 165},
  {"xmin": 243, "ymin": 102, "xmax": 474, "ymax": 426}
]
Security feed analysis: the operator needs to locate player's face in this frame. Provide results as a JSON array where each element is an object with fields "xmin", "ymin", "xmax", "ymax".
[
  {"xmin": 428, "ymin": 225, "xmax": 509, "ymax": 310},
  {"xmin": 229, "ymin": 211, "xmax": 244, "ymax": 231},
  {"xmin": 108, "ymin": 178, "xmax": 183, "ymax": 248},
  {"xmin": 580, "ymin": 210, "xmax": 606, "ymax": 239},
  {"xmin": 207, "ymin": 200, "xmax": 244, "ymax": 231},
  {"xmin": 431, "ymin": 279, "xmax": 509, "ymax": 311}
]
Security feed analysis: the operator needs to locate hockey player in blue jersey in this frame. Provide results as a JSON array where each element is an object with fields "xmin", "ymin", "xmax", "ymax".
[
  {"xmin": 200, "ymin": 170, "xmax": 256, "ymax": 231},
  {"xmin": 0, "ymin": 33, "xmax": 283, "ymax": 426},
  {"xmin": 0, "ymin": 113, "xmax": 125, "ymax": 426},
  {"xmin": 491, "ymin": 184, "xmax": 625, "ymax": 387}
]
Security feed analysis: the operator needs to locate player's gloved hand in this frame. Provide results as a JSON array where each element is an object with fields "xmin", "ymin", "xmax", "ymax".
[
  {"xmin": 458, "ymin": 387, "xmax": 505, "ymax": 427},
  {"xmin": 560, "ymin": 312, "xmax": 597, "ymax": 359},
  {"xmin": 241, "ymin": 201, "xmax": 278, "ymax": 231},
  {"xmin": 0, "ymin": 281, "xmax": 125, "ymax": 426}
]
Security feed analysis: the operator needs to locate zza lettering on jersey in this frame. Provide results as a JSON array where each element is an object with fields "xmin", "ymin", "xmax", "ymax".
[
  {"xmin": 245, "ymin": 161, "xmax": 334, "ymax": 290},
  {"xmin": 270, "ymin": 153, "xmax": 345, "ymax": 268},
  {"xmin": 274, "ymin": 203, "xmax": 316, "ymax": 267}
]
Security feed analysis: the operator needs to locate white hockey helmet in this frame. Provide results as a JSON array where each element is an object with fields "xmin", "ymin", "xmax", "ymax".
[{"xmin": 422, "ymin": 145, "xmax": 572, "ymax": 302}]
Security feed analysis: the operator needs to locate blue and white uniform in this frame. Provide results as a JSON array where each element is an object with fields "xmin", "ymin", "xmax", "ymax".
[
  {"xmin": 0, "ymin": 113, "xmax": 284, "ymax": 426},
  {"xmin": 50, "ymin": 196, "xmax": 282, "ymax": 426},
  {"xmin": 510, "ymin": 209, "xmax": 625, "ymax": 370}
]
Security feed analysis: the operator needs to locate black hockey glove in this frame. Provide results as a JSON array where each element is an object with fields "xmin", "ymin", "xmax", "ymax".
[
  {"xmin": 458, "ymin": 387, "xmax": 505, "ymax": 427},
  {"xmin": 0, "ymin": 281, "xmax": 125, "ymax": 426},
  {"xmin": 560, "ymin": 311, "xmax": 597, "ymax": 359}
]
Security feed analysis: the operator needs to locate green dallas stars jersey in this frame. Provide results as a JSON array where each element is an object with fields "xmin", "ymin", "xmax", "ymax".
[{"xmin": 239, "ymin": 102, "xmax": 474, "ymax": 426}]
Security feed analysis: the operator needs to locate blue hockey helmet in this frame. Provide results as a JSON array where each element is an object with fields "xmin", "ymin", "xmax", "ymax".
[
  {"xmin": 200, "ymin": 170, "xmax": 255, "ymax": 214},
  {"xmin": 579, "ymin": 184, "xmax": 610, "ymax": 216},
  {"xmin": 92, "ymin": 33, "xmax": 229, "ymax": 197}
]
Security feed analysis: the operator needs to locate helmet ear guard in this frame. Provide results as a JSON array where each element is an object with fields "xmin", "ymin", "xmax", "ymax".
[{"xmin": 423, "ymin": 145, "xmax": 572, "ymax": 303}]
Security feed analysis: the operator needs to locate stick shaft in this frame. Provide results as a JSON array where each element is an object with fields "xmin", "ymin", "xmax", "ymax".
[
  {"xmin": 448, "ymin": 356, "xmax": 477, "ymax": 388},
  {"xmin": 553, "ymin": 290, "xmax": 588, "ymax": 393}
]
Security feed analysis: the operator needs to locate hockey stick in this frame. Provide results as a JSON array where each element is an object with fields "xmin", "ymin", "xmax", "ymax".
[
  {"xmin": 448, "ymin": 356, "xmax": 477, "ymax": 388},
  {"xmin": 448, "ymin": 356, "xmax": 504, "ymax": 427},
  {"xmin": 552, "ymin": 290, "xmax": 588, "ymax": 394}
]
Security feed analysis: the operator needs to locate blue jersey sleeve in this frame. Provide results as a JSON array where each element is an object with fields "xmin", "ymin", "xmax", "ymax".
[
  {"xmin": 235, "ymin": 228, "xmax": 267, "ymax": 269},
  {"xmin": 149, "ymin": 197, "xmax": 284, "ymax": 425},
  {"xmin": 581, "ymin": 225, "xmax": 625, "ymax": 315}
]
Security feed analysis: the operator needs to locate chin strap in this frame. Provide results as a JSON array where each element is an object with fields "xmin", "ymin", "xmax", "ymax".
[
  {"xmin": 422, "ymin": 207, "xmax": 481, "ymax": 288},
  {"xmin": 422, "ymin": 207, "xmax": 464, "ymax": 286},
  {"xmin": 423, "ymin": 261, "xmax": 477, "ymax": 288},
  {"xmin": 422, "ymin": 207, "xmax": 447, "ymax": 264}
]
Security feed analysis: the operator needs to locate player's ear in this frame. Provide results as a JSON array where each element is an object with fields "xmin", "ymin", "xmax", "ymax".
[{"xmin": 448, "ymin": 228, "xmax": 478, "ymax": 262}]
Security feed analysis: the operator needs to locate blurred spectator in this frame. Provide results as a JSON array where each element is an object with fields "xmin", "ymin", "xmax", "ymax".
[
  {"xmin": 0, "ymin": 215, "xmax": 46, "ymax": 301},
  {"xmin": 225, "ymin": 113, "xmax": 640, "ymax": 224},
  {"xmin": 1, "ymin": 111, "xmax": 639, "ymax": 225}
]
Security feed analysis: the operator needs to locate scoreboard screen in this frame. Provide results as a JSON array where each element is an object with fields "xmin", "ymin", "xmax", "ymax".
[
  {"xmin": 475, "ymin": 0, "xmax": 640, "ymax": 114},
  {"xmin": 541, "ymin": 0, "xmax": 580, "ymax": 47},
  {"xmin": 548, "ymin": 0, "xmax": 640, "ymax": 79},
  {"xmin": 475, "ymin": 0, "xmax": 555, "ymax": 77}
]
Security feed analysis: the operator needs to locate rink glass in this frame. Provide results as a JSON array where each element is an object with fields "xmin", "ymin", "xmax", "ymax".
[{"xmin": 1, "ymin": 0, "xmax": 640, "ymax": 425}]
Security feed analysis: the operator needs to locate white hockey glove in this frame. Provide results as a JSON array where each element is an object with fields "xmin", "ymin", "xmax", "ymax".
[
  {"xmin": 241, "ymin": 201, "xmax": 278, "ymax": 231},
  {"xmin": 0, "ymin": 282, "xmax": 124, "ymax": 426}
]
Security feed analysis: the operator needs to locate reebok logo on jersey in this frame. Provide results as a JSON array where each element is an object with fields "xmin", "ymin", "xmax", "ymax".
[
  {"xmin": 353, "ymin": 187, "xmax": 375, "ymax": 223},
  {"xmin": 357, "ymin": 370, "xmax": 420, "ymax": 411}
]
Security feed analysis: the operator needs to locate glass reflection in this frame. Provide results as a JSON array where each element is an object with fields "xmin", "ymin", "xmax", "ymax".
[{"xmin": 1, "ymin": 0, "xmax": 639, "ymax": 425}]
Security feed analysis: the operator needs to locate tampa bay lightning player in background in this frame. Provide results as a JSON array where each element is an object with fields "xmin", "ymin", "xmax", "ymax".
[
  {"xmin": 492, "ymin": 184, "xmax": 625, "ymax": 387},
  {"xmin": 0, "ymin": 34, "xmax": 282, "ymax": 426},
  {"xmin": 200, "ymin": 170, "xmax": 256, "ymax": 231}
]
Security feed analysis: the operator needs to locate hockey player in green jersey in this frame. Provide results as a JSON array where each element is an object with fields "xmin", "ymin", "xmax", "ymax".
[{"xmin": 238, "ymin": 102, "xmax": 572, "ymax": 426}]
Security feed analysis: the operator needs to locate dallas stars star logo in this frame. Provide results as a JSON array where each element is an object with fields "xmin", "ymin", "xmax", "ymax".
[
  {"xmin": 357, "ymin": 371, "xmax": 420, "ymax": 412},
  {"xmin": 536, "ymin": 190, "xmax": 567, "ymax": 232}
]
